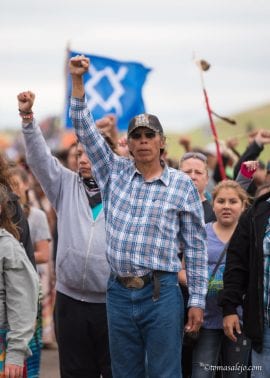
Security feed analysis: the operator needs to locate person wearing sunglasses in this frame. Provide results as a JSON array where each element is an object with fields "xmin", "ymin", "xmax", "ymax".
[{"xmin": 68, "ymin": 55, "xmax": 208, "ymax": 378}]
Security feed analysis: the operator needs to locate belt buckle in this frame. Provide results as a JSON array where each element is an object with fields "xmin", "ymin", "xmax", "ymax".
[{"xmin": 126, "ymin": 277, "xmax": 145, "ymax": 289}]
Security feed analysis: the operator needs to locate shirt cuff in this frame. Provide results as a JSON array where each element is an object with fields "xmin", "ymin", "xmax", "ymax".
[
  {"xmin": 5, "ymin": 350, "xmax": 27, "ymax": 367},
  {"xmin": 70, "ymin": 96, "xmax": 86, "ymax": 110},
  {"xmin": 21, "ymin": 119, "xmax": 36, "ymax": 132},
  {"xmin": 188, "ymin": 293, "xmax": 206, "ymax": 310},
  {"xmin": 222, "ymin": 304, "xmax": 238, "ymax": 317}
]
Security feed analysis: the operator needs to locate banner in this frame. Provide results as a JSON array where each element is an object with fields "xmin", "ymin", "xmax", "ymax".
[{"xmin": 65, "ymin": 50, "xmax": 151, "ymax": 131}]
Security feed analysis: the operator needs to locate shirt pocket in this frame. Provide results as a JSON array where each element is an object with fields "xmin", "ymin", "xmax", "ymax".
[{"xmin": 150, "ymin": 199, "xmax": 179, "ymax": 231}]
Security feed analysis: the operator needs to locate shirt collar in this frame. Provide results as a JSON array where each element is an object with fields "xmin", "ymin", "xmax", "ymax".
[{"xmin": 130, "ymin": 162, "xmax": 170, "ymax": 187}]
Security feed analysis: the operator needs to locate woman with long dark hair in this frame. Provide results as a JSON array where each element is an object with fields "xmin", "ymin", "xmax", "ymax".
[{"xmin": 0, "ymin": 184, "xmax": 39, "ymax": 377}]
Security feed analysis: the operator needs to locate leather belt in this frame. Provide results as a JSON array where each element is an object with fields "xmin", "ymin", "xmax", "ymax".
[
  {"xmin": 116, "ymin": 274, "xmax": 152, "ymax": 289},
  {"xmin": 115, "ymin": 271, "xmax": 162, "ymax": 301}
]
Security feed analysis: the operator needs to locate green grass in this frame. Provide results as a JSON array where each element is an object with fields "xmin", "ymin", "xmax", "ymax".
[{"xmin": 166, "ymin": 103, "xmax": 270, "ymax": 164}]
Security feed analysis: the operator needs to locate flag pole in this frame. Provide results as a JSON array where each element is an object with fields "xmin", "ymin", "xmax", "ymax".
[
  {"xmin": 196, "ymin": 59, "xmax": 226, "ymax": 181},
  {"xmin": 63, "ymin": 42, "xmax": 71, "ymax": 129}
]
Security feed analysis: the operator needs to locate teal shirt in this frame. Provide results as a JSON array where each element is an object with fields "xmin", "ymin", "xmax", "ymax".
[{"xmin": 91, "ymin": 203, "xmax": 102, "ymax": 221}]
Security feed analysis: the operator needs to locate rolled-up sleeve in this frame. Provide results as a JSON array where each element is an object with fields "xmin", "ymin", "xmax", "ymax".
[
  {"xmin": 179, "ymin": 183, "xmax": 208, "ymax": 309},
  {"xmin": 70, "ymin": 97, "xmax": 115, "ymax": 190},
  {"xmin": 4, "ymin": 241, "xmax": 39, "ymax": 366}
]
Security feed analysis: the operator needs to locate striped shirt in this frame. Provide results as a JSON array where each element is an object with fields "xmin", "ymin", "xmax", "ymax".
[
  {"xmin": 263, "ymin": 200, "xmax": 270, "ymax": 325},
  {"xmin": 71, "ymin": 97, "xmax": 208, "ymax": 308}
]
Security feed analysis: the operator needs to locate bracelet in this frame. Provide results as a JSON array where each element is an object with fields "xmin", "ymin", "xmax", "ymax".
[
  {"xmin": 18, "ymin": 109, "xmax": 33, "ymax": 115},
  {"xmin": 19, "ymin": 113, "xmax": 34, "ymax": 120}
]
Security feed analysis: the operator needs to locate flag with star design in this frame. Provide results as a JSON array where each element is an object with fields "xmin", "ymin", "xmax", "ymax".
[{"xmin": 64, "ymin": 50, "xmax": 151, "ymax": 131}]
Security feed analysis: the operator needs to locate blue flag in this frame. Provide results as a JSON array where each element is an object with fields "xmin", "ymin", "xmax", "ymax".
[{"xmin": 65, "ymin": 50, "xmax": 151, "ymax": 131}]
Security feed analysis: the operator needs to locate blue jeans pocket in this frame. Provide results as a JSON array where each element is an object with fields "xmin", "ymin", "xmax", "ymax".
[{"xmin": 107, "ymin": 275, "xmax": 117, "ymax": 290}]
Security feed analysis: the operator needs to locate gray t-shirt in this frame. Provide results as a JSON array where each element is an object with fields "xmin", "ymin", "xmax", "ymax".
[{"xmin": 28, "ymin": 207, "xmax": 51, "ymax": 248}]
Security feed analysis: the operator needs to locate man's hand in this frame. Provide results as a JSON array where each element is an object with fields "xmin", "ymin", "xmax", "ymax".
[
  {"xmin": 117, "ymin": 136, "xmax": 129, "ymax": 157},
  {"xmin": 69, "ymin": 55, "xmax": 89, "ymax": 98},
  {"xmin": 255, "ymin": 129, "xmax": 270, "ymax": 146},
  {"xmin": 178, "ymin": 136, "xmax": 191, "ymax": 152},
  {"xmin": 4, "ymin": 363, "xmax": 24, "ymax": 378},
  {"xmin": 223, "ymin": 314, "xmax": 241, "ymax": 342},
  {"xmin": 69, "ymin": 55, "xmax": 90, "ymax": 76},
  {"xmin": 185, "ymin": 307, "xmax": 204, "ymax": 333},
  {"xmin": 226, "ymin": 137, "xmax": 239, "ymax": 150},
  {"xmin": 96, "ymin": 114, "xmax": 118, "ymax": 144},
  {"xmin": 17, "ymin": 91, "xmax": 35, "ymax": 113}
]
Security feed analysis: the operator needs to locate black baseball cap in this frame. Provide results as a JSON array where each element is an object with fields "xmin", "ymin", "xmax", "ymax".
[{"xmin": 127, "ymin": 113, "xmax": 164, "ymax": 137}]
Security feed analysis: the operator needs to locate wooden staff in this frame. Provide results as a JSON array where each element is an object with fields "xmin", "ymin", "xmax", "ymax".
[{"xmin": 196, "ymin": 59, "xmax": 226, "ymax": 180}]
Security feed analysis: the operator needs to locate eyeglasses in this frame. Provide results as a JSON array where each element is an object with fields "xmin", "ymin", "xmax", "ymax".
[
  {"xmin": 129, "ymin": 130, "xmax": 157, "ymax": 140},
  {"xmin": 180, "ymin": 152, "xmax": 207, "ymax": 163}
]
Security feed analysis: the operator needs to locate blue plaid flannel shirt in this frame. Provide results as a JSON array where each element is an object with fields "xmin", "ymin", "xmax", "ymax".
[{"xmin": 71, "ymin": 97, "xmax": 208, "ymax": 308}]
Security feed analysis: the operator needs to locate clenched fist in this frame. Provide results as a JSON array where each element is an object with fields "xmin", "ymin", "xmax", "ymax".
[
  {"xmin": 17, "ymin": 91, "xmax": 35, "ymax": 113},
  {"xmin": 69, "ymin": 55, "xmax": 90, "ymax": 76}
]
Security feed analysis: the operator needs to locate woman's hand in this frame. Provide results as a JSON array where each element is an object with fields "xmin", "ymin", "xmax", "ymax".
[
  {"xmin": 223, "ymin": 314, "xmax": 241, "ymax": 342},
  {"xmin": 4, "ymin": 363, "xmax": 24, "ymax": 378}
]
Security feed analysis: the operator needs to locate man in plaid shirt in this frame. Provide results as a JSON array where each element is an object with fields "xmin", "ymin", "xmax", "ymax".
[{"xmin": 69, "ymin": 55, "xmax": 208, "ymax": 378}]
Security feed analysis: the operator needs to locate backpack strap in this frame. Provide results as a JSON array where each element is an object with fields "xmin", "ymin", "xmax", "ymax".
[{"xmin": 209, "ymin": 244, "xmax": 228, "ymax": 284}]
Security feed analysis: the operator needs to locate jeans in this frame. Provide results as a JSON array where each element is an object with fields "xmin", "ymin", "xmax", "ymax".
[
  {"xmin": 251, "ymin": 326, "xmax": 270, "ymax": 377},
  {"xmin": 192, "ymin": 328, "xmax": 251, "ymax": 378},
  {"xmin": 106, "ymin": 272, "xmax": 184, "ymax": 378},
  {"xmin": 54, "ymin": 292, "xmax": 112, "ymax": 378}
]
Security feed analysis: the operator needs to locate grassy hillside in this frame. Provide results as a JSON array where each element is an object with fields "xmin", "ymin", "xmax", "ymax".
[
  {"xmin": 1, "ymin": 103, "xmax": 269, "ymax": 164},
  {"xmin": 166, "ymin": 103, "xmax": 270, "ymax": 164}
]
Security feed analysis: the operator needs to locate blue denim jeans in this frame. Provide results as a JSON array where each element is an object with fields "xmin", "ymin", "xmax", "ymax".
[
  {"xmin": 251, "ymin": 326, "xmax": 270, "ymax": 377},
  {"xmin": 192, "ymin": 328, "xmax": 251, "ymax": 378},
  {"xmin": 106, "ymin": 272, "xmax": 184, "ymax": 378}
]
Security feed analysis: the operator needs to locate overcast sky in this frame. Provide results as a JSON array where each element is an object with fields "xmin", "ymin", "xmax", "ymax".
[{"xmin": 1, "ymin": 0, "xmax": 270, "ymax": 132}]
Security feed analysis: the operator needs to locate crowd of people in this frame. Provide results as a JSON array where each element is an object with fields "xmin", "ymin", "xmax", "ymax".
[{"xmin": 0, "ymin": 54, "xmax": 270, "ymax": 378}]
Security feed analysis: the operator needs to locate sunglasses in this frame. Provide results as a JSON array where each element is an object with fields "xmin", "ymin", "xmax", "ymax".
[
  {"xmin": 180, "ymin": 152, "xmax": 207, "ymax": 163},
  {"xmin": 129, "ymin": 130, "xmax": 158, "ymax": 140}
]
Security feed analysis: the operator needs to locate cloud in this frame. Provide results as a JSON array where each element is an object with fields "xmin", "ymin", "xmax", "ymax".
[{"xmin": 1, "ymin": 0, "xmax": 270, "ymax": 131}]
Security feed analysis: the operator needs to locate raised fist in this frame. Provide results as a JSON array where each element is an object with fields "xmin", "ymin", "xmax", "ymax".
[
  {"xmin": 255, "ymin": 129, "xmax": 270, "ymax": 146},
  {"xmin": 17, "ymin": 91, "xmax": 35, "ymax": 113},
  {"xmin": 69, "ymin": 55, "xmax": 90, "ymax": 76}
]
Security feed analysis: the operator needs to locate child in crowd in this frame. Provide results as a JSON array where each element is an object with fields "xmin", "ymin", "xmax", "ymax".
[{"xmin": 192, "ymin": 180, "xmax": 251, "ymax": 378}]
